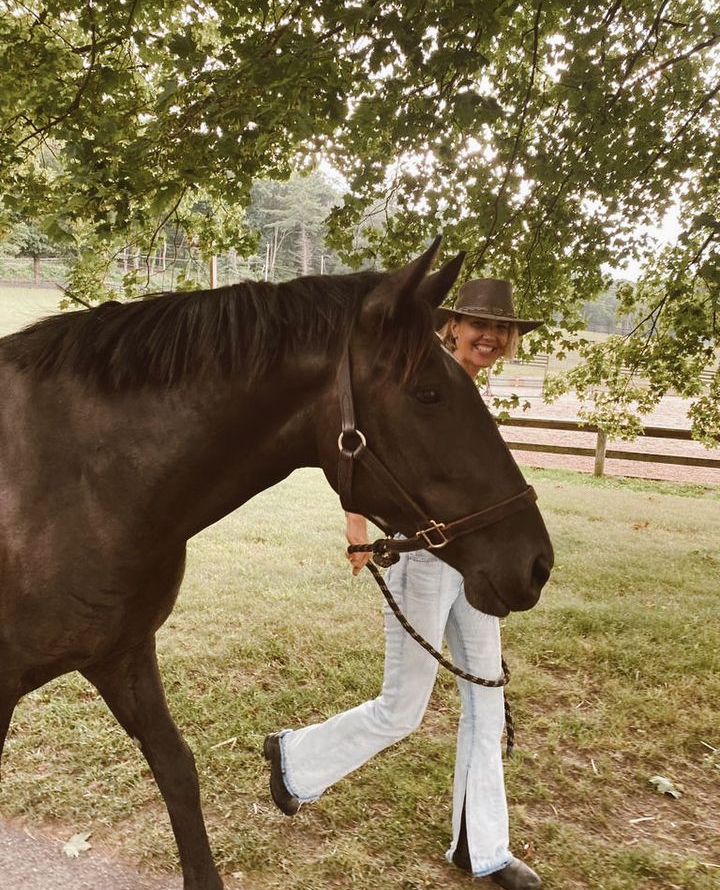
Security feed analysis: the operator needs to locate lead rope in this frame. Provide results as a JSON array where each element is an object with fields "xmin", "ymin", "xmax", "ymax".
[{"xmin": 348, "ymin": 546, "xmax": 515, "ymax": 757}]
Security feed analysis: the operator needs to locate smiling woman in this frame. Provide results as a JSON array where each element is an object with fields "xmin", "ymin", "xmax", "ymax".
[{"xmin": 436, "ymin": 279, "xmax": 542, "ymax": 375}]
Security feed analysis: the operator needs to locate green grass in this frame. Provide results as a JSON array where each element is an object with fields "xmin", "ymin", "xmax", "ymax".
[{"xmin": 2, "ymin": 468, "xmax": 718, "ymax": 890}]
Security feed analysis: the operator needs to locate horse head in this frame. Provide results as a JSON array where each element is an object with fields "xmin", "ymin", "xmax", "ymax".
[{"xmin": 318, "ymin": 238, "xmax": 553, "ymax": 617}]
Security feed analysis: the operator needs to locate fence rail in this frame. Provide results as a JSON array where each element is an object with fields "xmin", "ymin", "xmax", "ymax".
[
  {"xmin": 507, "ymin": 353, "xmax": 550, "ymax": 370},
  {"xmin": 498, "ymin": 416, "xmax": 720, "ymax": 477}
]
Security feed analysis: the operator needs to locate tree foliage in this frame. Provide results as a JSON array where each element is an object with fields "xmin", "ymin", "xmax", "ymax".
[
  {"xmin": 0, "ymin": 0, "xmax": 718, "ymax": 437},
  {"xmin": 0, "ymin": 219, "xmax": 67, "ymax": 259}
]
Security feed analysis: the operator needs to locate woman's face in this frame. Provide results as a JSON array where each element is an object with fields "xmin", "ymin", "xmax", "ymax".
[{"xmin": 450, "ymin": 316, "xmax": 511, "ymax": 377}]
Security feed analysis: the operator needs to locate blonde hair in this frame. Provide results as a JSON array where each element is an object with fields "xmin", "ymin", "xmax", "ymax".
[{"xmin": 438, "ymin": 314, "xmax": 520, "ymax": 360}]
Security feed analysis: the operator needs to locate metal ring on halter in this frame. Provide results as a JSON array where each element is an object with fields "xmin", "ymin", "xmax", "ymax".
[{"xmin": 337, "ymin": 429, "xmax": 367, "ymax": 458}]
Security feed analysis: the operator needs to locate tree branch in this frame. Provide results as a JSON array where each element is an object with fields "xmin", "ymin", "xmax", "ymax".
[
  {"xmin": 609, "ymin": 0, "xmax": 672, "ymax": 106},
  {"xmin": 13, "ymin": 1, "xmax": 78, "ymax": 53},
  {"xmin": 624, "ymin": 293, "xmax": 668, "ymax": 340},
  {"xmin": 626, "ymin": 32, "xmax": 720, "ymax": 88},
  {"xmin": 477, "ymin": 0, "xmax": 543, "ymax": 263},
  {"xmin": 12, "ymin": 25, "xmax": 99, "ymax": 153},
  {"xmin": 637, "ymin": 78, "xmax": 720, "ymax": 178},
  {"xmin": 686, "ymin": 231, "xmax": 719, "ymax": 271},
  {"xmin": 73, "ymin": 0, "xmax": 142, "ymax": 56},
  {"xmin": 602, "ymin": 0, "xmax": 624, "ymax": 27}
]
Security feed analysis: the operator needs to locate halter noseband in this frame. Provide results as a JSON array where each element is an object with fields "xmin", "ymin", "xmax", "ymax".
[{"xmin": 336, "ymin": 344, "xmax": 537, "ymax": 564}]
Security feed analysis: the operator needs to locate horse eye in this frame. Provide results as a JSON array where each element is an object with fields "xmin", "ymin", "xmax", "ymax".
[{"xmin": 415, "ymin": 387, "xmax": 441, "ymax": 404}]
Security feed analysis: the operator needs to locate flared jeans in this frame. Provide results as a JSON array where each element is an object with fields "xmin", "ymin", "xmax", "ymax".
[{"xmin": 278, "ymin": 549, "xmax": 512, "ymax": 877}]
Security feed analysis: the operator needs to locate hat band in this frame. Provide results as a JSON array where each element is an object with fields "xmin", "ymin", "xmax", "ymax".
[{"xmin": 461, "ymin": 305, "xmax": 517, "ymax": 319}]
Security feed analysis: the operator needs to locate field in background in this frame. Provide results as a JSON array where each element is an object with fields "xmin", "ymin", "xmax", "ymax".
[
  {"xmin": 2, "ymin": 468, "xmax": 718, "ymax": 890},
  {"xmin": 0, "ymin": 285, "xmax": 62, "ymax": 337}
]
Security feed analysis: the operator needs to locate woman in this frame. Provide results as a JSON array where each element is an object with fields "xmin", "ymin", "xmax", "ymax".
[{"xmin": 264, "ymin": 279, "xmax": 544, "ymax": 890}]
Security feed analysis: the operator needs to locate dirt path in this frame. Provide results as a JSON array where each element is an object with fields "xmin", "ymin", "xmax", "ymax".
[{"xmin": 0, "ymin": 821, "xmax": 182, "ymax": 890}]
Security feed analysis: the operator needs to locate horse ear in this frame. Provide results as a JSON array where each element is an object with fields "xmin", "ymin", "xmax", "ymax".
[
  {"xmin": 361, "ymin": 236, "xmax": 443, "ymax": 321},
  {"xmin": 414, "ymin": 251, "xmax": 466, "ymax": 309}
]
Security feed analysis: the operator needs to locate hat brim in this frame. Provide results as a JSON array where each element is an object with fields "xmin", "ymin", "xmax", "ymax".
[{"xmin": 433, "ymin": 306, "xmax": 543, "ymax": 335}]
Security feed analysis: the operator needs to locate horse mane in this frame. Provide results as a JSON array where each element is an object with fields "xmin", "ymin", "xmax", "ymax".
[{"xmin": 0, "ymin": 272, "xmax": 435, "ymax": 390}]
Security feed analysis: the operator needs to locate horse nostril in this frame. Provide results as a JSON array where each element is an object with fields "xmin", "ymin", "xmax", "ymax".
[{"xmin": 532, "ymin": 556, "xmax": 551, "ymax": 589}]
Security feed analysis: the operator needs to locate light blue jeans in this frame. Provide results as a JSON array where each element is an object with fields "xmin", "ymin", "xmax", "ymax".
[{"xmin": 279, "ymin": 549, "xmax": 512, "ymax": 877}]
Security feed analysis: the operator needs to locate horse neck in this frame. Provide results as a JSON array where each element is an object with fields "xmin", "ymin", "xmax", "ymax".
[
  {"xmin": 57, "ymin": 355, "xmax": 336, "ymax": 544},
  {"xmin": 170, "ymin": 358, "xmax": 337, "ymax": 537}
]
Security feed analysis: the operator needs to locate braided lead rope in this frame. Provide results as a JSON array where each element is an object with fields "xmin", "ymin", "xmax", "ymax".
[{"xmin": 350, "ymin": 548, "xmax": 515, "ymax": 757}]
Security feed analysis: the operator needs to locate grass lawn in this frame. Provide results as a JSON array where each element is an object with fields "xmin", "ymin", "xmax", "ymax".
[
  {"xmin": 0, "ymin": 285, "xmax": 62, "ymax": 338},
  {"xmin": 2, "ymin": 468, "xmax": 718, "ymax": 890}
]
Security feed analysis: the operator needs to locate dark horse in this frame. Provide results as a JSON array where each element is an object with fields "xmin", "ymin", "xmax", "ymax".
[{"xmin": 0, "ymin": 240, "xmax": 552, "ymax": 889}]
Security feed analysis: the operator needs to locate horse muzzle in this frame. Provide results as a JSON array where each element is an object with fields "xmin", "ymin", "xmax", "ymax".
[{"xmin": 463, "ymin": 553, "xmax": 552, "ymax": 617}]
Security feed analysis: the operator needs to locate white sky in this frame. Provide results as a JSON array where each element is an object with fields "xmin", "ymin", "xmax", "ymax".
[{"xmin": 606, "ymin": 205, "xmax": 683, "ymax": 281}]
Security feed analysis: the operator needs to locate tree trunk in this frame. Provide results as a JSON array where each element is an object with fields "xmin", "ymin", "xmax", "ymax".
[
  {"xmin": 299, "ymin": 222, "xmax": 310, "ymax": 276},
  {"xmin": 271, "ymin": 224, "xmax": 279, "ymax": 278}
]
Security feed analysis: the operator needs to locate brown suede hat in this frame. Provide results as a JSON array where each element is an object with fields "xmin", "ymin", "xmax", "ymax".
[{"xmin": 434, "ymin": 279, "xmax": 543, "ymax": 335}]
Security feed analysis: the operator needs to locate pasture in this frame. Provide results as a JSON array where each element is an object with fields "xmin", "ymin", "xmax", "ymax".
[
  {"xmin": 1, "ymin": 467, "xmax": 718, "ymax": 890},
  {"xmin": 0, "ymin": 285, "xmax": 62, "ymax": 338}
]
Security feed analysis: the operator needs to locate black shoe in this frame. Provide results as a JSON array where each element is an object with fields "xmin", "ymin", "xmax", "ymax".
[
  {"xmin": 262, "ymin": 732, "xmax": 300, "ymax": 816},
  {"xmin": 490, "ymin": 858, "xmax": 542, "ymax": 890},
  {"xmin": 450, "ymin": 798, "xmax": 539, "ymax": 888}
]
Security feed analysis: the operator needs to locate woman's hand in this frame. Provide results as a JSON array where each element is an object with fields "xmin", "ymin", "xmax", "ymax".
[{"xmin": 345, "ymin": 512, "xmax": 370, "ymax": 576}]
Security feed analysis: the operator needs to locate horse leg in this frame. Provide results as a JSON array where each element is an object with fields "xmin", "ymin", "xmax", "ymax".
[
  {"xmin": 0, "ymin": 686, "xmax": 19, "ymax": 776},
  {"xmin": 81, "ymin": 638, "xmax": 223, "ymax": 890}
]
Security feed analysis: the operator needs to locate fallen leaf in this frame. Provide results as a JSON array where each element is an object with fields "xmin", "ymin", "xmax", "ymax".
[
  {"xmin": 648, "ymin": 775, "xmax": 682, "ymax": 798},
  {"xmin": 63, "ymin": 831, "xmax": 92, "ymax": 858},
  {"xmin": 210, "ymin": 735, "xmax": 238, "ymax": 750}
]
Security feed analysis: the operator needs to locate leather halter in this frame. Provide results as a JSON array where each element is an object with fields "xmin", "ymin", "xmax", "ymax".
[{"xmin": 336, "ymin": 344, "xmax": 538, "ymax": 559}]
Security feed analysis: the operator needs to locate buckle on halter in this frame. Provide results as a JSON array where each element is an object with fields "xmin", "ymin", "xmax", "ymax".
[
  {"xmin": 337, "ymin": 429, "xmax": 367, "ymax": 458},
  {"xmin": 418, "ymin": 520, "xmax": 449, "ymax": 549}
]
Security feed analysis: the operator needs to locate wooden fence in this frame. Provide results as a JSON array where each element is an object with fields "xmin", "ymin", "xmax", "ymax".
[
  {"xmin": 498, "ymin": 416, "xmax": 720, "ymax": 477},
  {"xmin": 490, "ymin": 354, "xmax": 549, "ymax": 393}
]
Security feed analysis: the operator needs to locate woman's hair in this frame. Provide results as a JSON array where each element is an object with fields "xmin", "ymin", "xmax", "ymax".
[{"xmin": 438, "ymin": 314, "xmax": 520, "ymax": 360}]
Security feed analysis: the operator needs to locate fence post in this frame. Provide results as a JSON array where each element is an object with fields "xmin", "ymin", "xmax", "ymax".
[{"xmin": 594, "ymin": 429, "xmax": 607, "ymax": 477}]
